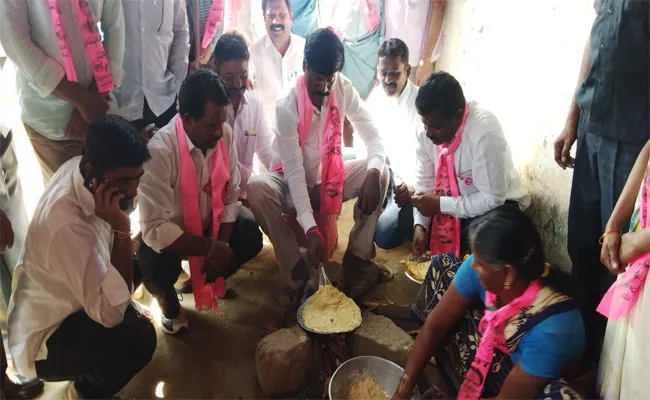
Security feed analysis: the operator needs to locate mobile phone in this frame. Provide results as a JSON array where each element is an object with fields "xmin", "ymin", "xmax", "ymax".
[
  {"xmin": 83, "ymin": 170, "xmax": 101, "ymax": 192},
  {"xmin": 120, "ymin": 197, "xmax": 136, "ymax": 214}
]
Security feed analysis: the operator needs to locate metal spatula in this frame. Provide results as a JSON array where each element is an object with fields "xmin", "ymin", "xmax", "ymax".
[{"xmin": 318, "ymin": 262, "xmax": 332, "ymax": 287}]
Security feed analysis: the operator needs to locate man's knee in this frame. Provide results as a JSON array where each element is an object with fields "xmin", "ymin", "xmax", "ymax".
[
  {"xmin": 374, "ymin": 216, "xmax": 399, "ymax": 250},
  {"xmin": 247, "ymin": 175, "xmax": 272, "ymax": 210},
  {"xmin": 138, "ymin": 245, "xmax": 181, "ymax": 292},
  {"xmin": 121, "ymin": 312, "xmax": 157, "ymax": 372},
  {"xmin": 232, "ymin": 217, "xmax": 263, "ymax": 263}
]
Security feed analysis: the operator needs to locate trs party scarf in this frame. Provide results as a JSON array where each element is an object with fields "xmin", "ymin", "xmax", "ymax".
[
  {"xmin": 202, "ymin": 0, "xmax": 243, "ymax": 48},
  {"xmin": 48, "ymin": 0, "xmax": 114, "ymax": 93},
  {"xmin": 429, "ymin": 102, "xmax": 469, "ymax": 258},
  {"xmin": 598, "ymin": 157, "xmax": 650, "ymax": 321},
  {"xmin": 272, "ymin": 75, "xmax": 344, "ymax": 260},
  {"xmin": 175, "ymin": 115, "xmax": 230, "ymax": 311},
  {"xmin": 458, "ymin": 280, "xmax": 541, "ymax": 399}
]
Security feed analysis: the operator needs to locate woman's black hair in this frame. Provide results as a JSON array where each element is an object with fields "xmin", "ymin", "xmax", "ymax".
[{"xmin": 468, "ymin": 206, "xmax": 577, "ymax": 297}]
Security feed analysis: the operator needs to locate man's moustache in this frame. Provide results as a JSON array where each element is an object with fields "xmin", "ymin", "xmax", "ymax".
[
  {"xmin": 270, "ymin": 24, "xmax": 285, "ymax": 31},
  {"xmin": 229, "ymin": 87, "xmax": 245, "ymax": 96},
  {"xmin": 313, "ymin": 90, "xmax": 331, "ymax": 97},
  {"xmin": 383, "ymin": 83, "xmax": 397, "ymax": 89}
]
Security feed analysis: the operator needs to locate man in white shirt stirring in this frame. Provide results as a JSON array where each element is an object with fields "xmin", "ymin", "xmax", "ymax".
[
  {"xmin": 0, "ymin": 0, "xmax": 124, "ymax": 182},
  {"xmin": 116, "ymin": 0, "xmax": 190, "ymax": 132},
  {"xmin": 367, "ymin": 39, "xmax": 421, "ymax": 251},
  {"xmin": 248, "ymin": 29, "xmax": 390, "ymax": 306},
  {"xmin": 412, "ymin": 72, "xmax": 530, "ymax": 257},
  {"xmin": 249, "ymin": 0, "xmax": 306, "ymax": 124},
  {"xmin": 138, "ymin": 70, "xmax": 262, "ymax": 334},
  {"xmin": 212, "ymin": 32, "xmax": 275, "ymax": 204},
  {"xmin": 8, "ymin": 116, "xmax": 156, "ymax": 400}
]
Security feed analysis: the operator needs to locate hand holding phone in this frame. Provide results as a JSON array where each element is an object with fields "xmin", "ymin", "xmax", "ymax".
[{"xmin": 92, "ymin": 179, "xmax": 131, "ymax": 232}]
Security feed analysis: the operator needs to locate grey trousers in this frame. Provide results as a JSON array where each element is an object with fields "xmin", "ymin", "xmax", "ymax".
[{"xmin": 247, "ymin": 159, "xmax": 389, "ymax": 279}]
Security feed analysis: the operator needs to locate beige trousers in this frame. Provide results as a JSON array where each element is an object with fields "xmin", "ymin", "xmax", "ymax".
[
  {"xmin": 248, "ymin": 159, "xmax": 389, "ymax": 278},
  {"xmin": 24, "ymin": 124, "xmax": 84, "ymax": 184}
]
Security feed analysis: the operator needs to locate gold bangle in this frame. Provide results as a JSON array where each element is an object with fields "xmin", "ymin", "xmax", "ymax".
[{"xmin": 599, "ymin": 230, "xmax": 622, "ymax": 245}]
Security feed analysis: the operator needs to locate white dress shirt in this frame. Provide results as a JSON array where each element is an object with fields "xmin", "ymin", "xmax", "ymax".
[
  {"xmin": 366, "ymin": 80, "xmax": 421, "ymax": 186},
  {"xmin": 384, "ymin": 0, "xmax": 443, "ymax": 66},
  {"xmin": 320, "ymin": 0, "xmax": 368, "ymax": 40},
  {"xmin": 116, "ymin": 0, "xmax": 190, "ymax": 120},
  {"xmin": 228, "ymin": 91, "xmax": 275, "ymax": 199},
  {"xmin": 249, "ymin": 34, "xmax": 306, "ymax": 124},
  {"xmin": 225, "ymin": 0, "xmax": 266, "ymax": 46},
  {"xmin": 0, "ymin": 121, "xmax": 9, "ymax": 139},
  {"xmin": 0, "ymin": 0, "xmax": 124, "ymax": 140},
  {"xmin": 8, "ymin": 158, "xmax": 133, "ymax": 378},
  {"xmin": 274, "ymin": 73, "xmax": 385, "ymax": 232},
  {"xmin": 414, "ymin": 101, "xmax": 531, "ymax": 230},
  {"xmin": 138, "ymin": 118, "xmax": 241, "ymax": 253}
]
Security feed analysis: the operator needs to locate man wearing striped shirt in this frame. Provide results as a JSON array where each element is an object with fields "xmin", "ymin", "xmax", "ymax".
[{"xmin": 384, "ymin": 0, "xmax": 447, "ymax": 85}]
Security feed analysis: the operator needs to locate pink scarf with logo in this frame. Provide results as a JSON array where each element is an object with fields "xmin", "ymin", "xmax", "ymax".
[
  {"xmin": 48, "ymin": 0, "xmax": 114, "ymax": 93},
  {"xmin": 429, "ymin": 102, "xmax": 469, "ymax": 258},
  {"xmin": 202, "ymin": 0, "xmax": 243, "ymax": 49},
  {"xmin": 458, "ymin": 280, "xmax": 541, "ymax": 400},
  {"xmin": 597, "ymin": 158, "xmax": 650, "ymax": 321},
  {"xmin": 175, "ymin": 115, "xmax": 230, "ymax": 311},
  {"xmin": 331, "ymin": 0, "xmax": 380, "ymax": 35},
  {"xmin": 273, "ymin": 75, "xmax": 344, "ymax": 260}
]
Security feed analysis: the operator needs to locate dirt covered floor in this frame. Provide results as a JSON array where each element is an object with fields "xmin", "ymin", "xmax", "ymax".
[{"xmin": 36, "ymin": 201, "xmax": 420, "ymax": 399}]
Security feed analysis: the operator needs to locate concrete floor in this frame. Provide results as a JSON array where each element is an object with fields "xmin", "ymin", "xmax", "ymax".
[{"xmin": 32, "ymin": 202, "xmax": 418, "ymax": 399}]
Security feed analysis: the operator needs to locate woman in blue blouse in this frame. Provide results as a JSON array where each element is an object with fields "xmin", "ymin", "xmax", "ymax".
[{"xmin": 394, "ymin": 207, "xmax": 585, "ymax": 399}]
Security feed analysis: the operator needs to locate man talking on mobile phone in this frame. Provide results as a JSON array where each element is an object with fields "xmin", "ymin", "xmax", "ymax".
[{"xmin": 7, "ymin": 115, "xmax": 156, "ymax": 400}]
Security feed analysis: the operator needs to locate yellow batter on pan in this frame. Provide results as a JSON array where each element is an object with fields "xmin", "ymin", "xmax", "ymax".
[
  {"xmin": 302, "ymin": 285, "xmax": 362, "ymax": 333},
  {"xmin": 399, "ymin": 258, "xmax": 430, "ymax": 282}
]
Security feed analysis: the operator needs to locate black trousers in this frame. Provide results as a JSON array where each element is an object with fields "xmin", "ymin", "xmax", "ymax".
[
  {"xmin": 34, "ymin": 305, "xmax": 156, "ymax": 399},
  {"xmin": 138, "ymin": 207, "xmax": 263, "ymax": 317},
  {"xmin": 567, "ymin": 127, "xmax": 644, "ymax": 349},
  {"xmin": 131, "ymin": 97, "xmax": 177, "ymax": 131}
]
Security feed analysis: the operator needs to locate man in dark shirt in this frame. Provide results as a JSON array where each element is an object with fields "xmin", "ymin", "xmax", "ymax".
[{"xmin": 553, "ymin": 0, "xmax": 649, "ymax": 355}]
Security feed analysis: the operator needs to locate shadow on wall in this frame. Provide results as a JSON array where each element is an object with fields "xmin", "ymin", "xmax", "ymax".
[
  {"xmin": 521, "ymin": 162, "xmax": 571, "ymax": 271},
  {"xmin": 526, "ymin": 199, "xmax": 569, "ymax": 268}
]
